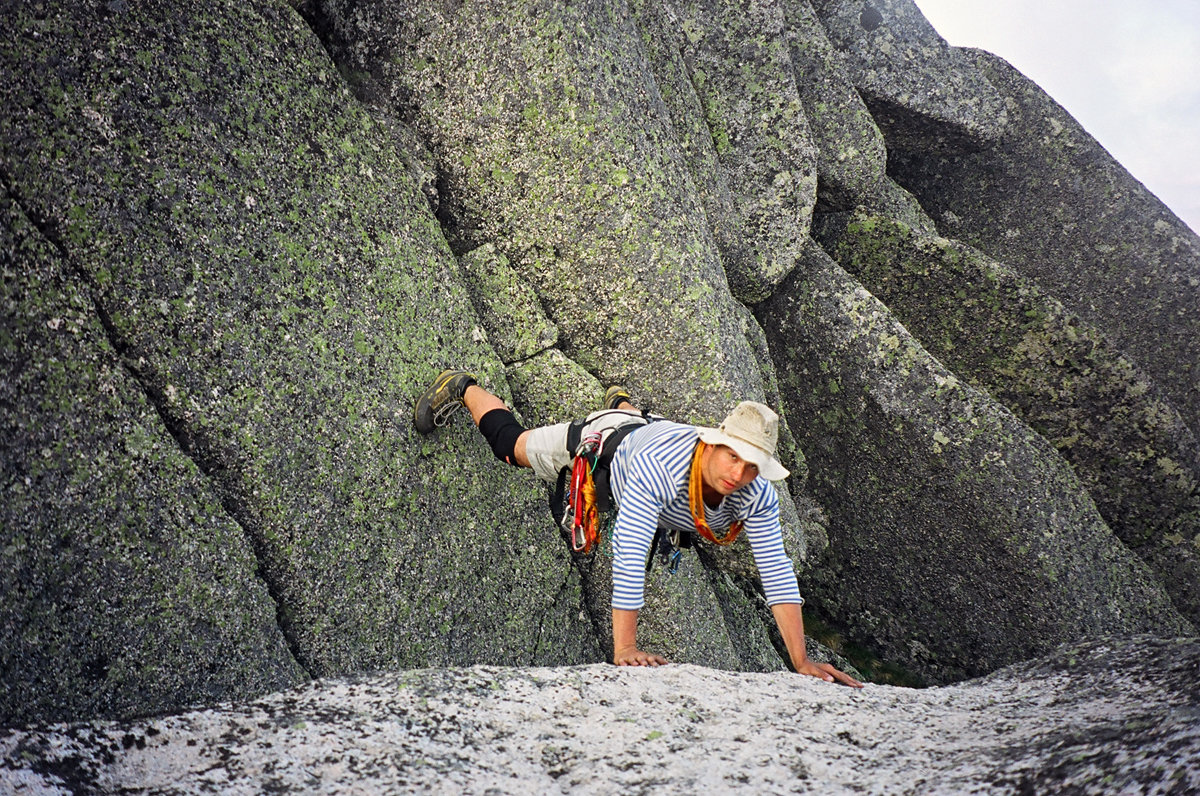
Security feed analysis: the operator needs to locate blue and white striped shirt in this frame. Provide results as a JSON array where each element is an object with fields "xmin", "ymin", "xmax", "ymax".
[{"xmin": 608, "ymin": 420, "xmax": 803, "ymax": 611}]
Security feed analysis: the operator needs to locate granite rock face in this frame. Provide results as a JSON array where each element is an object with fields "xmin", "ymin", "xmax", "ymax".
[
  {"xmin": 3, "ymin": 636, "xmax": 1197, "ymax": 794},
  {"xmin": 756, "ymin": 240, "xmax": 1191, "ymax": 681},
  {"xmin": 1, "ymin": 186, "xmax": 305, "ymax": 725},
  {"xmin": 809, "ymin": 0, "xmax": 1008, "ymax": 151},
  {"xmin": 1, "ymin": 0, "xmax": 595, "ymax": 722},
  {"xmin": 312, "ymin": 0, "xmax": 774, "ymax": 418},
  {"xmin": 3, "ymin": 0, "xmax": 1200, "ymax": 726},
  {"xmin": 817, "ymin": 210, "xmax": 1200, "ymax": 628},
  {"xmin": 310, "ymin": 0, "xmax": 813, "ymax": 673},
  {"xmin": 889, "ymin": 49, "xmax": 1200, "ymax": 428}
]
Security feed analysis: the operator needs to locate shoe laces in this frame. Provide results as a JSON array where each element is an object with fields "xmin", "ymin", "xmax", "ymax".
[{"xmin": 433, "ymin": 398, "xmax": 466, "ymax": 428}]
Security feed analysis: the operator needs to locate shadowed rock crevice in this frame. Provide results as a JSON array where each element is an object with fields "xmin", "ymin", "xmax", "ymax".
[{"xmin": 694, "ymin": 541, "xmax": 859, "ymax": 677}]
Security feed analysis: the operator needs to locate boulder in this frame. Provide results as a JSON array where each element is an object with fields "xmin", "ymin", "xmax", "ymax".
[
  {"xmin": 755, "ymin": 238, "xmax": 1192, "ymax": 682},
  {"xmin": 808, "ymin": 0, "xmax": 1008, "ymax": 150},
  {"xmin": 630, "ymin": 0, "xmax": 816, "ymax": 303},
  {"xmin": 889, "ymin": 49, "xmax": 1200, "ymax": 428},
  {"xmin": 780, "ymin": 0, "xmax": 888, "ymax": 210},
  {"xmin": 505, "ymin": 348, "xmax": 603, "ymax": 428},
  {"xmin": 0, "ymin": 0, "xmax": 595, "ymax": 722},
  {"xmin": 818, "ymin": 210, "xmax": 1200, "ymax": 627}
]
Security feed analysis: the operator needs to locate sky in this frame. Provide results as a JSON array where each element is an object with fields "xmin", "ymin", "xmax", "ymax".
[{"xmin": 912, "ymin": 0, "xmax": 1200, "ymax": 234}]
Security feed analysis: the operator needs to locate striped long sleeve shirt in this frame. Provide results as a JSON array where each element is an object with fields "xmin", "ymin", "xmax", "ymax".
[{"xmin": 607, "ymin": 420, "xmax": 803, "ymax": 611}]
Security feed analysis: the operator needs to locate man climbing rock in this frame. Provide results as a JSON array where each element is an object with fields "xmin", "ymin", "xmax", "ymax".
[{"xmin": 414, "ymin": 369, "xmax": 862, "ymax": 687}]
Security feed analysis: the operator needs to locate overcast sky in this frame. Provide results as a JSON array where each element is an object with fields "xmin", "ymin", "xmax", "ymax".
[{"xmin": 912, "ymin": 0, "xmax": 1200, "ymax": 234}]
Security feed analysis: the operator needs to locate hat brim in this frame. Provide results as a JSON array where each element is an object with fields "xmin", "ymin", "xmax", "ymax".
[{"xmin": 697, "ymin": 427, "xmax": 790, "ymax": 481}]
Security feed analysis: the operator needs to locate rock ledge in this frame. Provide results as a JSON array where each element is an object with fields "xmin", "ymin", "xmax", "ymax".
[{"xmin": 3, "ymin": 636, "xmax": 1197, "ymax": 794}]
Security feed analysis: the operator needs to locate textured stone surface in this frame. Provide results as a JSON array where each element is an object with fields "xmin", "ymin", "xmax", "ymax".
[
  {"xmin": 313, "ymin": 0, "xmax": 812, "ymax": 670},
  {"xmin": 505, "ymin": 348, "xmax": 604, "ymax": 428},
  {"xmin": 3, "ymin": 0, "xmax": 1200, "ymax": 735},
  {"xmin": 780, "ymin": 0, "xmax": 887, "ymax": 210},
  {"xmin": 818, "ymin": 210, "xmax": 1200, "ymax": 627},
  {"xmin": 635, "ymin": 0, "xmax": 816, "ymax": 303},
  {"xmin": 0, "ymin": 0, "xmax": 596, "ymax": 721},
  {"xmin": 809, "ymin": 0, "xmax": 1007, "ymax": 150},
  {"xmin": 629, "ymin": 0, "xmax": 760, "ymax": 303},
  {"xmin": 3, "ymin": 636, "xmax": 1196, "ymax": 794},
  {"xmin": 1, "ymin": 187, "xmax": 305, "ymax": 725},
  {"xmin": 314, "ymin": 0, "xmax": 772, "ymax": 419},
  {"xmin": 889, "ymin": 49, "xmax": 1200, "ymax": 428},
  {"xmin": 459, "ymin": 243, "xmax": 558, "ymax": 364},
  {"xmin": 756, "ymin": 239, "xmax": 1192, "ymax": 683}
]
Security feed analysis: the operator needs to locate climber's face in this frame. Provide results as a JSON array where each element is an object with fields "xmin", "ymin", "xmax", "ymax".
[{"xmin": 701, "ymin": 444, "xmax": 759, "ymax": 498}]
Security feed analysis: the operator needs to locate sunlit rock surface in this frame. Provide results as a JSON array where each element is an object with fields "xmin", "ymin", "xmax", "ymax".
[{"xmin": 2, "ymin": 637, "xmax": 1197, "ymax": 794}]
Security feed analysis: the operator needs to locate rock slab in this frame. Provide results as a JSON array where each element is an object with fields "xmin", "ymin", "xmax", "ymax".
[{"xmin": 2, "ymin": 636, "xmax": 1197, "ymax": 794}]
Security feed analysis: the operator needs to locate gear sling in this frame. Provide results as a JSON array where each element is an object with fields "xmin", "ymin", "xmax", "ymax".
[{"xmin": 550, "ymin": 411, "xmax": 652, "ymax": 554}]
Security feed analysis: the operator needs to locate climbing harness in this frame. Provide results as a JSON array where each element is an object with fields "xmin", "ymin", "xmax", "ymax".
[
  {"xmin": 552, "ymin": 411, "xmax": 654, "ymax": 554},
  {"xmin": 552, "ymin": 418, "xmax": 745, "ymax": 566}
]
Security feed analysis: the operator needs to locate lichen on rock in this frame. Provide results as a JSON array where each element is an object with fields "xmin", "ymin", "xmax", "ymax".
[
  {"xmin": 0, "ymin": 0, "xmax": 598, "ymax": 721},
  {"xmin": 817, "ymin": 209, "xmax": 1200, "ymax": 627},
  {"xmin": 1, "ymin": 186, "xmax": 305, "ymax": 724},
  {"xmin": 2, "ymin": 0, "xmax": 1199, "ymax": 735},
  {"xmin": 756, "ymin": 238, "xmax": 1192, "ymax": 682},
  {"xmin": 889, "ymin": 48, "xmax": 1200, "ymax": 429}
]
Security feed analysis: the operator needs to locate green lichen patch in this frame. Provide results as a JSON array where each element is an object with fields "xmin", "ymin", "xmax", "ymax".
[
  {"xmin": 506, "ymin": 348, "xmax": 603, "ymax": 428},
  {"xmin": 1, "ymin": 187, "xmax": 305, "ymax": 725},
  {"xmin": 0, "ymin": 0, "xmax": 597, "ymax": 721},
  {"xmin": 458, "ymin": 243, "xmax": 558, "ymax": 363}
]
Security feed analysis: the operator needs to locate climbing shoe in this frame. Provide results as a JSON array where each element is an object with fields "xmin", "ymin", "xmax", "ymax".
[
  {"xmin": 602, "ymin": 385, "xmax": 632, "ymax": 411},
  {"xmin": 414, "ymin": 369, "xmax": 478, "ymax": 434}
]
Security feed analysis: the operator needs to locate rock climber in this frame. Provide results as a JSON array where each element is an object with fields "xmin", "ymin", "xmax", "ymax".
[{"xmin": 414, "ymin": 369, "xmax": 862, "ymax": 687}]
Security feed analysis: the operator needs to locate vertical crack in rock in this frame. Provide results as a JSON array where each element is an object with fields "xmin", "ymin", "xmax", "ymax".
[
  {"xmin": 498, "ymin": 343, "xmax": 561, "ymax": 369},
  {"xmin": 570, "ymin": 551, "xmax": 617, "ymax": 664},
  {"xmin": 531, "ymin": 563, "xmax": 592, "ymax": 665},
  {"xmin": 1, "ymin": 171, "xmax": 315, "ymax": 681}
]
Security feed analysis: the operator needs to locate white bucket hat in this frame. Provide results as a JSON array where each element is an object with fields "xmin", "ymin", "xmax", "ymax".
[{"xmin": 697, "ymin": 401, "xmax": 790, "ymax": 481}]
